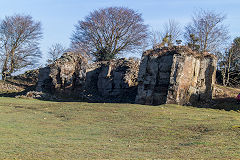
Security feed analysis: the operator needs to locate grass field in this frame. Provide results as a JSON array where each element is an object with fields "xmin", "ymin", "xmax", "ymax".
[{"xmin": 0, "ymin": 97, "xmax": 240, "ymax": 159}]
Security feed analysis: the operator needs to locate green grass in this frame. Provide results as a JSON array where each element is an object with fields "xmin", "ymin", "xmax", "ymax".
[{"xmin": 0, "ymin": 97, "xmax": 240, "ymax": 159}]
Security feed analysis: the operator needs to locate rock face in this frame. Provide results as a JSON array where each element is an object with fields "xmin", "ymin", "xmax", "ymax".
[
  {"xmin": 85, "ymin": 58, "xmax": 139, "ymax": 102},
  {"xmin": 36, "ymin": 52, "xmax": 139, "ymax": 102},
  {"xmin": 13, "ymin": 69, "xmax": 39, "ymax": 85},
  {"xmin": 36, "ymin": 47, "xmax": 216, "ymax": 105},
  {"xmin": 135, "ymin": 47, "xmax": 217, "ymax": 105},
  {"xmin": 36, "ymin": 52, "xmax": 87, "ymax": 94}
]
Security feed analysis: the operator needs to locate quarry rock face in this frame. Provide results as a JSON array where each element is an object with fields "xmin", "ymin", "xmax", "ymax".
[
  {"xmin": 135, "ymin": 47, "xmax": 217, "ymax": 105},
  {"xmin": 36, "ymin": 52, "xmax": 139, "ymax": 102},
  {"xmin": 36, "ymin": 47, "xmax": 216, "ymax": 105},
  {"xmin": 36, "ymin": 52, "xmax": 87, "ymax": 94},
  {"xmin": 85, "ymin": 58, "xmax": 139, "ymax": 100}
]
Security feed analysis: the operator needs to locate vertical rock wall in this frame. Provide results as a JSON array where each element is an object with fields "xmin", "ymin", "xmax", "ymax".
[
  {"xmin": 36, "ymin": 53, "xmax": 139, "ymax": 102},
  {"xmin": 36, "ymin": 52, "xmax": 87, "ymax": 94},
  {"xmin": 135, "ymin": 47, "xmax": 217, "ymax": 105},
  {"xmin": 36, "ymin": 47, "xmax": 216, "ymax": 105},
  {"xmin": 85, "ymin": 59, "xmax": 140, "ymax": 102},
  {"xmin": 136, "ymin": 49, "xmax": 174, "ymax": 105}
]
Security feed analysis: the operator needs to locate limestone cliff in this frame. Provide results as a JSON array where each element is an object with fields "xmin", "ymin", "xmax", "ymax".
[
  {"xmin": 36, "ymin": 52, "xmax": 139, "ymax": 102},
  {"xmin": 36, "ymin": 52, "xmax": 87, "ymax": 94},
  {"xmin": 35, "ymin": 47, "xmax": 216, "ymax": 105},
  {"xmin": 135, "ymin": 46, "xmax": 217, "ymax": 105},
  {"xmin": 85, "ymin": 59, "xmax": 139, "ymax": 97}
]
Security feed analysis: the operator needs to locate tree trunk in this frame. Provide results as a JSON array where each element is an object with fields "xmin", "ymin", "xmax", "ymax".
[
  {"xmin": 226, "ymin": 51, "xmax": 232, "ymax": 86},
  {"xmin": 221, "ymin": 67, "xmax": 226, "ymax": 86},
  {"xmin": 1, "ymin": 53, "xmax": 10, "ymax": 81}
]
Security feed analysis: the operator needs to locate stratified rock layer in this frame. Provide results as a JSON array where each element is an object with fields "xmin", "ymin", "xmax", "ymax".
[{"xmin": 135, "ymin": 47, "xmax": 217, "ymax": 105}]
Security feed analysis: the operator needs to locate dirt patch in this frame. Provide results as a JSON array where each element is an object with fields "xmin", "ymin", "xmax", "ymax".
[{"xmin": 188, "ymin": 125, "xmax": 210, "ymax": 133}]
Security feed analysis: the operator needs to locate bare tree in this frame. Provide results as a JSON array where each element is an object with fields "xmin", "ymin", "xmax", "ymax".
[
  {"xmin": 218, "ymin": 37, "xmax": 240, "ymax": 86},
  {"xmin": 47, "ymin": 43, "xmax": 66, "ymax": 64},
  {"xmin": 150, "ymin": 19, "xmax": 181, "ymax": 49},
  {"xmin": 71, "ymin": 7, "xmax": 148, "ymax": 61},
  {"xmin": 231, "ymin": 37, "xmax": 240, "ymax": 71},
  {"xmin": 70, "ymin": 41, "xmax": 93, "ymax": 62},
  {"xmin": 218, "ymin": 49, "xmax": 231, "ymax": 86},
  {"xmin": 149, "ymin": 29, "xmax": 162, "ymax": 48},
  {"xmin": 184, "ymin": 9, "xmax": 229, "ymax": 53},
  {"xmin": 227, "ymin": 37, "xmax": 240, "ymax": 86},
  {"xmin": 162, "ymin": 19, "xmax": 182, "ymax": 46},
  {"xmin": 0, "ymin": 14, "xmax": 42, "ymax": 80}
]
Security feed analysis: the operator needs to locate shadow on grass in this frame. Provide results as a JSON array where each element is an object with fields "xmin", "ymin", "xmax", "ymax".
[
  {"xmin": 0, "ymin": 85, "xmax": 137, "ymax": 104},
  {"xmin": 191, "ymin": 97, "xmax": 240, "ymax": 111},
  {"xmin": 0, "ymin": 80, "xmax": 239, "ymax": 110}
]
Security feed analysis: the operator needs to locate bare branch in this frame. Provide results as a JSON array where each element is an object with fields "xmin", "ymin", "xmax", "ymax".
[
  {"xmin": 184, "ymin": 9, "xmax": 230, "ymax": 53},
  {"xmin": 71, "ymin": 7, "xmax": 148, "ymax": 61},
  {"xmin": 47, "ymin": 43, "xmax": 66, "ymax": 64},
  {"xmin": 0, "ymin": 14, "xmax": 42, "ymax": 79}
]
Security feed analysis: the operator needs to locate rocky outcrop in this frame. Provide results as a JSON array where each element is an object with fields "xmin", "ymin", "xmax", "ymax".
[
  {"xmin": 135, "ymin": 46, "xmax": 217, "ymax": 105},
  {"xmin": 36, "ymin": 52, "xmax": 87, "ymax": 94},
  {"xmin": 84, "ymin": 58, "xmax": 139, "ymax": 102},
  {"xmin": 36, "ymin": 52, "xmax": 140, "ymax": 102},
  {"xmin": 12, "ymin": 69, "xmax": 39, "ymax": 85},
  {"xmin": 35, "ymin": 47, "xmax": 216, "ymax": 105},
  {"xmin": 0, "ymin": 80, "xmax": 24, "ymax": 92}
]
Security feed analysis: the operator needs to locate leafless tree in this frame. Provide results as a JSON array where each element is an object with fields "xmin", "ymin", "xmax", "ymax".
[
  {"xmin": 161, "ymin": 19, "xmax": 182, "ymax": 46},
  {"xmin": 70, "ymin": 41, "xmax": 93, "ymax": 62},
  {"xmin": 47, "ymin": 43, "xmax": 66, "ymax": 64},
  {"xmin": 218, "ymin": 37, "xmax": 240, "ymax": 86},
  {"xmin": 0, "ymin": 14, "xmax": 42, "ymax": 80},
  {"xmin": 150, "ymin": 19, "xmax": 181, "ymax": 48},
  {"xmin": 218, "ymin": 49, "xmax": 231, "ymax": 86},
  {"xmin": 149, "ymin": 29, "xmax": 162, "ymax": 48},
  {"xmin": 231, "ymin": 37, "xmax": 240, "ymax": 71},
  {"xmin": 71, "ymin": 7, "xmax": 148, "ymax": 61},
  {"xmin": 184, "ymin": 9, "xmax": 229, "ymax": 53}
]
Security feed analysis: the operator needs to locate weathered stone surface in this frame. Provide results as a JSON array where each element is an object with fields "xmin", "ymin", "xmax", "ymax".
[
  {"xmin": 35, "ymin": 47, "xmax": 216, "ymax": 105},
  {"xmin": 135, "ymin": 46, "xmax": 217, "ymax": 105},
  {"xmin": 36, "ymin": 53, "xmax": 140, "ymax": 102},
  {"xmin": 84, "ymin": 58, "xmax": 140, "ymax": 102},
  {"xmin": 36, "ymin": 67, "xmax": 51, "ymax": 92},
  {"xmin": 0, "ymin": 80, "xmax": 24, "ymax": 92},
  {"xmin": 36, "ymin": 52, "xmax": 87, "ymax": 94},
  {"xmin": 12, "ymin": 69, "xmax": 39, "ymax": 85}
]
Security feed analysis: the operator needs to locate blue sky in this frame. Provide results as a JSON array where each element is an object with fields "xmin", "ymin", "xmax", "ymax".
[{"xmin": 0, "ymin": 0, "xmax": 240, "ymax": 62}]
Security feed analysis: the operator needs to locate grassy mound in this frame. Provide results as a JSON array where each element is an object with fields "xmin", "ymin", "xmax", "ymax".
[{"xmin": 0, "ymin": 97, "xmax": 239, "ymax": 159}]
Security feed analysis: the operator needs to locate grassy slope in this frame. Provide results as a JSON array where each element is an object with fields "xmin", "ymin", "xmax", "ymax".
[
  {"xmin": 215, "ymin": 84, "xmax": 240, "ymax": 98},
  {"xmin": 0, "ymin": 97, "xmax": 240, "ymax": 159}
]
